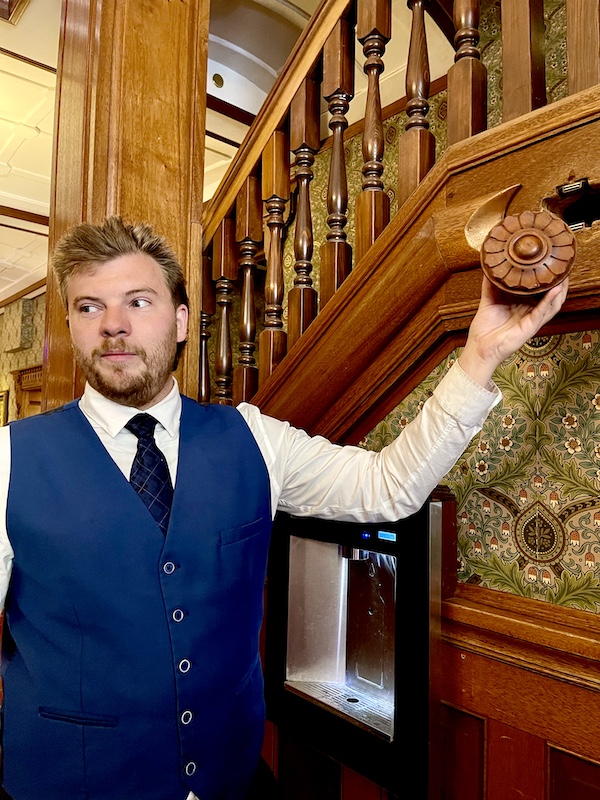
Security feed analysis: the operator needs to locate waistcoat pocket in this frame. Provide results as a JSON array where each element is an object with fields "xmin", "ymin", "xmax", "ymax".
[
  {"xmin": 39, "ymin": 706, "xmax": 119, "ymax": 727},
  {"xmin": 219, "ymin": 516, "xmax": 267, "ymax": 546}
]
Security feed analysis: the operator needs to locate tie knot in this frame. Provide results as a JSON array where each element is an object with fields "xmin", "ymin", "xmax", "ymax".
[{"xmin": 125, "ymin": 413, "xmax": 158, "ymax": 442}]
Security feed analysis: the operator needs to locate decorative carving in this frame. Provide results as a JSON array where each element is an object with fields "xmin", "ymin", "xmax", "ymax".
[
  {"xmin": 234, "ymin": 174, "xmax": 262, "ymax": 404},
  {"xmin": 212, "ymin": 218, "xmax": 237, "ymax": 405},
  {"xmin": 198, "ymin": 256, "xmax": 215, "ymax": 404},
  {"xmin": 320, "ymin": 13, "xmax": 355, "ymax": 307},
  {"xmin": 289, "ymin": 75, "xmax": 319, "ymax": 348},
  {"xmin": 397, "ymin": 0, "xmax": 435, "ymax": 207},
  {"xmin": 259, "ymin": 130, "xmax": 289, "ymax": 385},
  {"xmin": 480, "ymin": 210, "xmax": 576, "ymax": 294},
  {"xmin": 355, "ymin": 0, "xmax": 392, "ymax": 261}
]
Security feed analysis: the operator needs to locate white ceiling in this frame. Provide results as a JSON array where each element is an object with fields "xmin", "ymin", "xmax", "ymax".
[
  {"xmin": 0, "ymin": 0, "xmax": 453, "ymax": 306},
  {"xmin": 0, "ymin": 0, "xmax": 59, "ymax": 306}
]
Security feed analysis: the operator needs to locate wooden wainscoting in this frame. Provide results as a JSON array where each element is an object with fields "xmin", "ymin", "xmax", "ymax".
[{"xmin": 440, "ymin": 584, "xmax": 600, "ymax": 799}]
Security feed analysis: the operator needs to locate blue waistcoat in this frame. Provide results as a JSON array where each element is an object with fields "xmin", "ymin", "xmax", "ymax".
[{"xmin": 3, "ymin": 396, "xmax": 272, "ymax": 800}]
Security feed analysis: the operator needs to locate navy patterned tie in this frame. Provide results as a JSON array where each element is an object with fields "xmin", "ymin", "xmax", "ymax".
[{"xmin": 125, "ymin": 413, "xmax": 173, "ymax": 535}]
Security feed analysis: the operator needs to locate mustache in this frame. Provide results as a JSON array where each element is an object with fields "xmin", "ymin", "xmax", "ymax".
[{"xmin": 92, "ymin": 339, "xmax": 147, "ymax": 359}]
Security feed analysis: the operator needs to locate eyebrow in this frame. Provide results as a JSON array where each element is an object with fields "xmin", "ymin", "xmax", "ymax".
[{"xmin": 72, "ymin": 287, "xmax": 160, "ymax": 305}]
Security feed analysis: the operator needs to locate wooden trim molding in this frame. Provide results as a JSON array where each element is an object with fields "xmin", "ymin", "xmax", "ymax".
[
  {"xmin": 0, "ymin": 0, "xmax": 29, "ymax": 25},
  {"xmin": 443, "ymin": 583, "xmax": 600, "ymax": 687},
  {"xmin": 0, "ymin": 206, "xmax": 49, "ymax": 227},
  {"xmin": 0, "ymin": 278, "xmax": 46, "ymax": 309},
  {"xmin": 440, "ymin": 583, "xmax": 600, "ymax": 767}
]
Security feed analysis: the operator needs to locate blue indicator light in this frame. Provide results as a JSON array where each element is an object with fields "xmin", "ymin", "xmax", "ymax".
[
  {"xmin": 361, "ymin": 531, "xmax": 371, "ymax": 540},
  {"xmin": 377, "ymin": 530, "xmax": 396, "ymax": 542}
]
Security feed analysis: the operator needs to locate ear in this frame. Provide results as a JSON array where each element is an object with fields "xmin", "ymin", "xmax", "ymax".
[
  {"xmin": 175, "ymin": 304, "xmax": 188, "ymax": 343},
  {"xmin": 65, "ymin": 315, "xmax": 70, "ymax": 329}
]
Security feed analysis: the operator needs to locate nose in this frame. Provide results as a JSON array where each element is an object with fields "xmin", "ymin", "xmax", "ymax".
[{"xmin": 101, "ymin": 306, "xmax": 131, "ymax": 338}]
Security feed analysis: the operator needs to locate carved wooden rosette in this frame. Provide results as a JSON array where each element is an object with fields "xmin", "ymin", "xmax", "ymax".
[{"xmin": 480, "ymin": 210, "xmax": 576, "ymax": 294}]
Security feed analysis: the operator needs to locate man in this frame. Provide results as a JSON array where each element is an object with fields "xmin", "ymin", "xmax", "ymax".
[{"xmin": 0, "ymin": 217, "xmax": 568, "ymax": 800}]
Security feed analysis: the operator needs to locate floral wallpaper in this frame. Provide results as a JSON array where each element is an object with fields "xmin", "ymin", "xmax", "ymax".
[{"xmin": 361, "ymin": 331, "xmax": 600, "ymax": 613}]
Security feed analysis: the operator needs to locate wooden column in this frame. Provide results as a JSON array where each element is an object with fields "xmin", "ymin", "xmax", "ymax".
[
  {"xmin": 567, "ymin": 0, "xmax": 600, "ymax": 94},
  {"xmin": 288, "ymin": 75, "xmax": 320, "ymax": 350},
  {"xmin": 397, "ymin": 0, "xmax": 435, "ymax": 208},
  {"xmin": 259, "ymin": 130, "xmax": 290, "ymax": 385},
  {"xmin": 320, "ymin": 11, "xmax": 355, "ymax": 308},
  {"xmin": 501, "ymin": 0, "xmax": 546, "ymax": 121},
  {"xmin": 198, "ymin": 255, "xmax": 215, "ymax": 404},
  {"xmin": 354, "ymin": 0, "xmax": 391, "ymax": 263},
  {"xmin": 44, "ymin": 0, "xmax": 210, "ymax": 409},
  {"xmin": 212, "ymin": 219, "xmax": 237, "ymax": 405},
  {"xmin": 233, "ymin": 175, "xmax": 262, "ymax": 404},
  {"xmin": 447, "ymin": 0, "xmax": 487, "ymax": 145}
]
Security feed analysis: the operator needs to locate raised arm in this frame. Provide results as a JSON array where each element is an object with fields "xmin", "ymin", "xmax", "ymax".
[{"xmin": 240, "ymin": 275, "xmax": 569, "ymax": 523}]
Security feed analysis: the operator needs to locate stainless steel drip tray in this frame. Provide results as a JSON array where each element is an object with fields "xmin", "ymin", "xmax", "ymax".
[{"xmin": 284, "ymin": 680, "xmax": 394, "ymax": 741}]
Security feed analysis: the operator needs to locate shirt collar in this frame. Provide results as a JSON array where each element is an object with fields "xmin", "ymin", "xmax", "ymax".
[{"xmin": 79, "ymin": 377, "xmax": 181, "ymax": 439}]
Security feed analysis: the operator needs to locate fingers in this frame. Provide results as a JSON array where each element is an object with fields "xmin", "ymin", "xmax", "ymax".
[{"xmin": 530, "ymin": 278, "xmax": 569, "ymax": 326}]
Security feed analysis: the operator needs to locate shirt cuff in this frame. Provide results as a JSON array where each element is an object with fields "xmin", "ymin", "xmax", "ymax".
[{"xmin": 433, "ymin": 360, "xmax": 501, "ymax": 428}]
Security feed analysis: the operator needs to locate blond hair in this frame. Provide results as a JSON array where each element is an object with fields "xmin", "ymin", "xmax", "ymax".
[{"xmin": 52, "ymin": 217, "xmax": 189, "ymax": 309}]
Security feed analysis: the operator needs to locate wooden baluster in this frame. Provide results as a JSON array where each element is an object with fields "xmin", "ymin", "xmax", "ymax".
[
  {"xmin": 259, "ymin": 130, "xmax": 290, "ymax": 385},
  {"xmin": 233, "ymin": 175, "xmax": 262, "ymax": 405},
  {"xmin": 501, "ymin": 0, "xmax": 546, "ymax": 121},
  {"xmin": 320, "ymin": 11, "xmax": 355, "ymax": 308},
  {"xmin": 288, "ymin": 75, "xmax": 320, "ymax": 350},
  {"xmin": 447, "ymin": 0, "xmax": 487, "ymax": 144},
  {"xmin": 567, "ymin": 0, "xmax": 600, "ymax": 94},
  {"xmin": 198, "ymin": 254, "xmax": 215, "ymax": 403},
  {"xmin": 397, "ymin": 0, "xmax": 435, "ymax": 208},
  {"xmin": 354, "ymin": 0, "xmax": 391, "ymax": 263},
  {"xmin": 212, "ymin": 218, "xmax": 237, "ymax": 405}
]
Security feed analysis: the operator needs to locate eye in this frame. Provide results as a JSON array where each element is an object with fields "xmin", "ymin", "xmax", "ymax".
[
  {"xmin": 130, "ymin": 297, "xmax": 151, "ymax": 308},
  {"xmin": 79, "ymin": 303, "xmax": 101, "ymax": 314}
]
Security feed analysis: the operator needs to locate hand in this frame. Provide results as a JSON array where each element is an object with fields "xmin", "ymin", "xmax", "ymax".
[{"xmin": 458, "ymin": 276, "xmax": 569, "ymax": 387}]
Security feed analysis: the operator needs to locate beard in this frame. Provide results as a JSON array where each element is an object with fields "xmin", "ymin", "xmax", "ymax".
[{"xmin": 73, "ymin": 329, "xmax": 178, "ymax": 408}]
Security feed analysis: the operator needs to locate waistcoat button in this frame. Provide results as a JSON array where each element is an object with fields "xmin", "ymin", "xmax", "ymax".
[
  {"xmin": 178, "ymin": 658, "xmax": 192, "ymax": 673},
  {"xmin": 181, "ymin": 710, "xmax": 193, "ymax": 725},
  {"xmin": 163, "ymin": 561, "xmax": 176, "ymax": 575},
  {"xmin": 172, "ymin": 608, "xmax": 185, "ymax": 622},
  {"xmin": 185, "ymin": 761, "xmax": 197, "ymax": 776}
]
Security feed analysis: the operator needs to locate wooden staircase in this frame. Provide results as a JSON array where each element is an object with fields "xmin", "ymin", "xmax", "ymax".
[{"xmin": 201, "ymin": 0, "xmax": 600, "ymax": 442}]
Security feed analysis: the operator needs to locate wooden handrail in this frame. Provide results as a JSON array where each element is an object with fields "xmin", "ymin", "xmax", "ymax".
[
  {"xmin": 200, "ymin": 0, "xmax": 600, "ymax": 409},
  {"xmin": 251, "ymin": 84, "xmax": 600, "ymax": 442}
]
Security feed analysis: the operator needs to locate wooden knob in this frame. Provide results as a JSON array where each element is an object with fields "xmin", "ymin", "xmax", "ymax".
[{"xmin": 480, "ymin": 210, "xmax": 576, "ymax": 294}]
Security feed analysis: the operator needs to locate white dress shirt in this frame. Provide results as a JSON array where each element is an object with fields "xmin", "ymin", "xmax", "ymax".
[
  {"xmin": 0, "ymin": 360, "xmax": 499, "ymax": 800},
  {"xmin": 0, "ymin": 360, "xmax": 498, "ymax": 608}
]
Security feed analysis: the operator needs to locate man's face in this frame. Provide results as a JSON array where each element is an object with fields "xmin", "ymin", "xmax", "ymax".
[{"xmin": 66, "ymin": 253, "xmax": 188, "ymax": 409}]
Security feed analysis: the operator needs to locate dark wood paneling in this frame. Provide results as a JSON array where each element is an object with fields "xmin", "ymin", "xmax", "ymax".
[
  {"xmin": 341, "ymin": 766, "xmax": 383, "ymax": 800},
  {"xmin": 440, "ymin": 704, "xmax": 484, "ymax": 800},
  {"xmin": 278, "ymin": 733, "xmax": 341, "ymax": 800},
  {"xmin": 487, "ymin": 721, "xmax": 545, "ymax": 800},
  {"xmin": 549, "ymin": 749, "xmax": 600, "ymax": 799}
]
